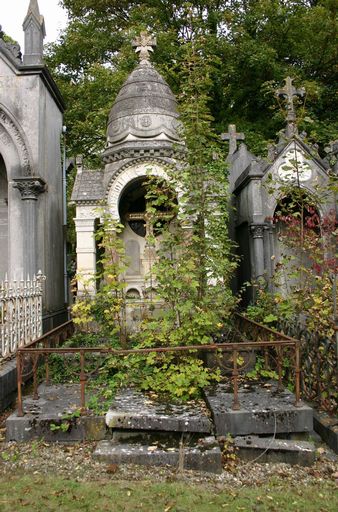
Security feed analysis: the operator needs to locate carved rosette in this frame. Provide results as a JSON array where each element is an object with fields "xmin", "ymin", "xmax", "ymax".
[
  {"xmin": 13, "ymin": 177, "xmax": 46, "ymax": 200},
  {"xmin": 250, "ymin": 224, "xmax": 265, "ymax": 239}
]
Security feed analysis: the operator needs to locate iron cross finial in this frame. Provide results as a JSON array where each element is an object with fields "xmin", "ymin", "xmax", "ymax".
[
  {"xmin": 132, "ymin": 32, "xmax": 157, "ymax": 61},
  {"xmin": 276, "ymin": 77, "xmax": 305, "ymax": 137}
]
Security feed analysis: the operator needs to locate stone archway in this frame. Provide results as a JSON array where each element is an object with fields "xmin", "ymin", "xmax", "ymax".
[
  {"xmin": 0, "ymin": 105, "xmax": 41, "ymax": 280},
  {"xmin": 0, "ymin": 154, "xmax": 8, "ymax": 279}
]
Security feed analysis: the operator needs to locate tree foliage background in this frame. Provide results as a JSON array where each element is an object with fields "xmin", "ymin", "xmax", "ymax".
[{"xmin": 46, "ymin": 0, "xmax": 338, "ymax": 165}]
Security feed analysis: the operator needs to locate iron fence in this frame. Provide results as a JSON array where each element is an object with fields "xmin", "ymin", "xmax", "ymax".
[
  {"xmin": 0, "ymin": 272, "xmax": 45, "ymax": 358},
  {"xmin": 15, "ymin": 314, "xmax": 301, "ymax": 416}
]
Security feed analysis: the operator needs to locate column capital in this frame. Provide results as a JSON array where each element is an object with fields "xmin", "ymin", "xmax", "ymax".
[
  {"xmin": 250, "ymin": 224, "xmax": 265, "ymax": 239},
  {"xmin": 13, "ymin": 177, "xmax": 46, "ymax": 200}
]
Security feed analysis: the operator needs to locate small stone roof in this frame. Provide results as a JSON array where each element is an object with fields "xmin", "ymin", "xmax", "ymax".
[{"xmin": 71, "ymin": 170, "xmax": 104, "ymax": 203}]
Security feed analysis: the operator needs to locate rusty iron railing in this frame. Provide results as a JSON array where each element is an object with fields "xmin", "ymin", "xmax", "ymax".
[{"xmin": 15, "ymin": 315, "xmax": 302, "ymax": 416}]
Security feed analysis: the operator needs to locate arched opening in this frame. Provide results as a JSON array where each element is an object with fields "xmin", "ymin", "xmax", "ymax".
[
  {"xmin": 273, "ymin": 190, "xmax": 321, "ymax": 292},
  {"xmin": 0, "ymin": 154, "xmax": 8, "ymax": 279},
  {"xmin": 118, "ymin": 176, "xmax": 176, "ymax": 282}
]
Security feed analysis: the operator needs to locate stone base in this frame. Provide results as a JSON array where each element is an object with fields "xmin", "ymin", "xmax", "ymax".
[
  {"xmin": 93, "ymin": 436, "xmax": 223, "ymax": 474},
  {"xmin": 205, "ymin": 382, "xmax": 313, "ymax": 436},
  {"xmin": 234, "ymin": 435, "xmax": 316, "ymax": 466},
  {"xmin": 6, "ymin": 383, "xmax": 107, "ymax": 442}
]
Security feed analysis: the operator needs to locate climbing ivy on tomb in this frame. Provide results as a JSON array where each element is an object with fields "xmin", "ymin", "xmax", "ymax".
[{"xmin": 103, "ymin": 31, "xmax": 238, "ymax": 400}]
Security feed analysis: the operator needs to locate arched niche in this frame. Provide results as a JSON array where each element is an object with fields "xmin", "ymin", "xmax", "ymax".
[
  {"xmin": 272, "ymin": 191, "xmax": 322, "ymax": 292},
  {"xmin": 126, "ymin": 288, "xmax": 141, "ymax": 300},
  {"xmin": 0, "ymin": 154, "xmax": 8, "ymax": 278}
]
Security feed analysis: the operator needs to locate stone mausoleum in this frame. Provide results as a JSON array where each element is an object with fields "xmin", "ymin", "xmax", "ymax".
[
  {"xmin": 224, "ymin": 78, "xmax": 336, "ymax": 303},
  {"xmin": 71, "ymin": 33, "xmax": 185, "ymax": 301},
  {"xmin": 2, "ymin": 2, "xmax": 336, "ymax": 326},
  {"xmin": 0, "ymin": 0, "xmax": 67, "ymax": 329}
]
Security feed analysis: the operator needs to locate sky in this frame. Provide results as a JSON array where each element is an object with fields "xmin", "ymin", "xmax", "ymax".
[{"xmin": 1, "ymin": 0, "xmax": 68, "ymax": 48}]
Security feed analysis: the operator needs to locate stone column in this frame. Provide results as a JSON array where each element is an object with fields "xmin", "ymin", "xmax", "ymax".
[
  {"xmin": 13, "ymin": 177, "xmax": 46, "ymax": 277},
  {"xmin": 250, "ymin": 224, "xmax": 266, "ymax": 281},
  {"xmin": 74, "ymin": 217, "xmax": 97, "ymax": 296}
]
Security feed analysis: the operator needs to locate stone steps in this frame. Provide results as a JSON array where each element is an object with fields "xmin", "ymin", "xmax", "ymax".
[
  {"xmin": 93, "ymin": 436, "xmax": 223, "ymax": 474},
  {"xmin": 99, "ymin": 388, "xmax": 223, "ymax": 473}
]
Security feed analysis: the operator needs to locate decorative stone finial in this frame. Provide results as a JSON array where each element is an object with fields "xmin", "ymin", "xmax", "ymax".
[
  {"xmin": 22, "ymin": 0, "xmax": 46, "ymax": 66},
  {"xmin": 132, "ymin": 32, "xmax": 157, "ymax": 61},
  {"xmin": 276, "ymin": 77, "xmax": 305, "ymax": 138},
  {"xmin": 76, "ymin": 155, "xmax": 84, "ymax": 174}
]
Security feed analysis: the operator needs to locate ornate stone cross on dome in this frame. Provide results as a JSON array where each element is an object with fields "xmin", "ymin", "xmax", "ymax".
[
  {"xmin": 132, "ymin": 32, "xmax": 157, "ymax": 61},
  {"xmin": 221, "ymin": 124, "xmax": 245, "ymax": 156},
  {"xmin": 276, "ymin": 77, "xmax": 305, "ymax": 137}
]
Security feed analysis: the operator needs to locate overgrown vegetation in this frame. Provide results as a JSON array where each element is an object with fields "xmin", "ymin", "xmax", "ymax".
[
  {"xmin": 245, "ymin": 162, "xmax": 337, "ymax": 412},
  {"xmin": 71, "ymin": 27, "xmax": 238, "ymax": 400}
]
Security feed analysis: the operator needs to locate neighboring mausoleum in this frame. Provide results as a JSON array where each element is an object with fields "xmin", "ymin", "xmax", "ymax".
[
  {"xmin": 0, "ymin": 0, "xmax": 67, "ymax": 329},
  {"xmin": 224, "ymin": 77, "xmax": 336, "ymax": 303}
]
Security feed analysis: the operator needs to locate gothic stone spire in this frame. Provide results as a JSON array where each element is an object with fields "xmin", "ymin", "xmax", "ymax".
[
  {"xmin": 22, "ymin": 0, "xmax": 46, "ymax": 65},
  {"xmin": 276, "ymin": 77, "xmax": 305, "ymax": 138}
]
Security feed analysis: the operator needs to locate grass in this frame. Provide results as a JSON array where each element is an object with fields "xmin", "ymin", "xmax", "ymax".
[{"xmin": 0, "ymin": 475, "xmax": 336, "ymax": 511}]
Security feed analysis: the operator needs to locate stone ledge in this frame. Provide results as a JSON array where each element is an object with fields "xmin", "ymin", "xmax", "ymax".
[
  {"xmin": 205, "ymin": 383, "xmax": 313, "ymax": 436},
  {"xmin": 106, "ymin": 389, "xmax": 212, "ymax": 433},
  {"xmin": 313, "ymin": 410, "xmax": 338, "ymax": 454},
  {"xmin": 93, "ymin": 437, "xmax": 222, "ymax": 474},
  {"xmin": 234, "ymin": 435, "xmax": 316, "ymax": 466}
]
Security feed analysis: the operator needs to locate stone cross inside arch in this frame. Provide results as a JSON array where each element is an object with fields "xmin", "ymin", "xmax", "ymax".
[
  {"xmin": 132, "ymin": 32, "xmax": 157, "ymax": 61},
  {"xmin": 221, "ymin": 125, "xmax": 245, "ymax": 155},
  {"xmin": 126, "ymin": 209, "xmax": 173, "ymax": 238}
]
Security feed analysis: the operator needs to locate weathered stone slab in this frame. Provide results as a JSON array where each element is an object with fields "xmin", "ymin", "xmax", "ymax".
[
  {"xmin": 105, "ymin": 389, "xmax": 212, "ymax": 433},
  {"xmin": 313, "ymin": 410, "xmax": 338, "ymax": 454},
  {"xmin": 234, "ymin": 435, "xmax": 316, "ymax": 466},
  {"xmin": 205, "ymin": 383, "xmax": 313, "ymax": 436},
  {"xmin": 6, "ymin": 383, "xmax": 107, "ymax": 442},
  {"xmin": 93, "ymin": 436, "xmax": 222, "ymax": 473}
]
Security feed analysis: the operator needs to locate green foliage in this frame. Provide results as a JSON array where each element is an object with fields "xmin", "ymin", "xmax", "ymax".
[
  {"xmin": 246, "ymin": 356, "xmax": 279, "ymax": 381},
  {"xmin": 46, "ymin": 1, "xmax": 338, "ymax": 163},
  {"xmin": 72, "ymin": 212, "xmax": 128, "ymax": 345}
]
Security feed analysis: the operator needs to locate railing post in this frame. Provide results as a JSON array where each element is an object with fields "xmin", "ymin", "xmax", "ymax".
[
  {"xmin": 32, "ymin": 354, "xmax": 39, "ymax": 400},
  {"xmin": 277, "ymin": 346, "xmax": 283, "ymax": 392},
  {"xmin": 232, "ymin": 350, "xmax": 240, "ymax": 411},
  {"xmin": 80, "ymin": 350, "xmax": 86, "ymax": 412},
  {"xmin": 294, "ymin": 341, "xmax": 301, "ymax": 407},
  {"xmin": 264, "ymin": 347, "xmax": 269, "ymax": 370},
  {"xmin": 44, "ymin": 339, "xmax": 50, "ymax": 385},
  {"xmin": 16, "ymin": 351, "xmax": 24, "ymax": 417}
]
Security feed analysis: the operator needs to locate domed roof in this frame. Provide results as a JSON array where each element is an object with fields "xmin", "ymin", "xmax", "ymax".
[{"xmin": 106, "ymin": 59, "xmax": 181, "ymax": 149}]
